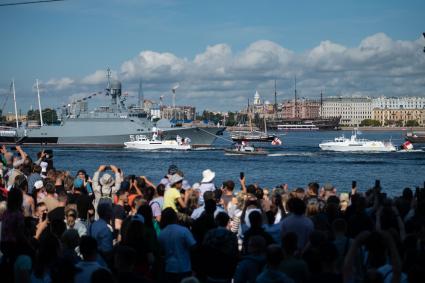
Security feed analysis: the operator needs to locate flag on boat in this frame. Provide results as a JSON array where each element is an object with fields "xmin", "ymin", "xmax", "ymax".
[{"xmin": 271, "ymin": 137, "xmax": 282, "ymax": 145}]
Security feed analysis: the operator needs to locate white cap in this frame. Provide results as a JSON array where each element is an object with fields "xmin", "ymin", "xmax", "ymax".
[
  {"xmin": 34, "ymin": 180, "xmax": 44, "ymax": 190},
  {"xmin": 192, "ymin": 182, "xmax": 201, "ymax": 191}
]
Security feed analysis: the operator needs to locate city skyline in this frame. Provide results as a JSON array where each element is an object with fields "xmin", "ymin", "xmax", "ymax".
[{"xmin": 1, "ymin": 0, "xmax": 425, "ymax": 113}]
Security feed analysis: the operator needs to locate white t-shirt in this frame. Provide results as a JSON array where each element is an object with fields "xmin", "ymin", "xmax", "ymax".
[
  {"xmin": 158, "ymin": 224, "xmax": 196, "ymax": 273},
  {"xmin": 198, "ymin": 183, "xmax": 215, "ymax": 205}
]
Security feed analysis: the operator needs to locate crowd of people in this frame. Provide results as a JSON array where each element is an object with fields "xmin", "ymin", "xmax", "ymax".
[{"xmin": 0, "ymin": 145, "xmax": 424, "ymax": 283}]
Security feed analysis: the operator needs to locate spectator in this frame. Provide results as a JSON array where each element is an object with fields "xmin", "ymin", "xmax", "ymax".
[
  {"xmin": 75, "ymin": 236, "xmax": 108, "ymax": 283},
  {"xmin": 234, "ymin": 236, "xmax": 267, "ymax": 283},
  {"xmin": 281, "ymin": 198, "xmax": 314, "ymax": 251},
  {"xmin": 158, "ymin": 208, "xmax": 196, "ymax": 283},
  {"xmin": 89, "ymin": 203, "xmax": 113, "ymax": 258},
  {"xmin": 256, "ymin": 244, "xmax": 294, "ymax": 283}
]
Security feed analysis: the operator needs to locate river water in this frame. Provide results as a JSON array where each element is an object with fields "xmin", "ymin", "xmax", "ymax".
[{"xmin": 21, "ymin": 130, "xmax": 425, "ymax": 196}]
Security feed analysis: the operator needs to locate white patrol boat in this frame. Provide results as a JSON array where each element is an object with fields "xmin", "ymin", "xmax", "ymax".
[
  {"xmin": 319, "ymin": 129, "xmax": 396, "ymax": 152},
  {"xmin": 124, "ymin": 134, "xmax": 191, "ymax": 150}
]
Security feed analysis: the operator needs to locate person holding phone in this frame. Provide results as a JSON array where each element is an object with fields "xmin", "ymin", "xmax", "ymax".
[
  {"xmin": 92, "ymin": 164, "xmax": 122, "ymax": 215},
  {"xmin": 76, "ymin": 169, "xmax": 93, "ymax": 195}
]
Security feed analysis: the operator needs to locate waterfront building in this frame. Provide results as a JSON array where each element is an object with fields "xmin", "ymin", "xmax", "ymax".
[
  {"xmin": 321, "ymin": 97, "xmax": 372, "ymax": 126},
  {"xmin": 372, "ymin": 108, "xmax": 425, "ymax": 126},
  {"xmin": 5, "ymin": 113, "xmax": 27, "ymax": 122},
  {"xmin": 247, "ymin": 90, "xmax": 276, "ymax": 118},
  {"xmin": 281, "ymin": 99, "xmax": 320, "ymax": 119},
  {"xmin": 161, "ymin": 105, "xmax": 196, "ymax": 121},
  {"xmin": 372, "ymin": 96, "xmax": 425, "ymax": 110}
]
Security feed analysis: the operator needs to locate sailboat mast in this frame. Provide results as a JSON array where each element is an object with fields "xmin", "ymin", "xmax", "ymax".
[
  {"xmin": 36, "ymin": 79, "xmax": 44, "ymax": 126},
  {"xmin": 274, "ymin": 80, "xmax": 277, "ymax": 113},
  {"xmin": 294, "ymin": 76, "xmax": 297, "ymax": 118},
  {"xmin": 320, "ymin": 90, "xmax": 323, "ymax": 117},
  {"xmin": 247, "ymin": 98, "xmax": 252, "ymax": 132},
  {"xmin": 138, "ymin": 79, "xmax": 144, "ymax": 108},
  {"xmin": 12, "ymin": 79, "xmax": 19, "ymax": 129}
]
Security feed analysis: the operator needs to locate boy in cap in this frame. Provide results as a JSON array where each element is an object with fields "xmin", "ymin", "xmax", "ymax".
[{"xmin": 160, "ymin": 164, "xmax": 179, "ymax": 189}]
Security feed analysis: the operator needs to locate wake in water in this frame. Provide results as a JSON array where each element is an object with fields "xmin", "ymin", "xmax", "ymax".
[{"xmin": 267, "ymin": 152, "xmax": 317, "ymax": 157}]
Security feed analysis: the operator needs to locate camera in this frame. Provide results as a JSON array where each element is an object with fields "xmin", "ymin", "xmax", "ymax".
[
  {"xmin": 240, "ymin": 172, "xmax": 244, "ymax": 180},
  {"xmin": 104, "ymin": 165, "xmax": 111, "ymax": 171}
]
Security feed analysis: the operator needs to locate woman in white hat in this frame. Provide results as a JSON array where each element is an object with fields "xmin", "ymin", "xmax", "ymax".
[{"xmin": 198, "ymin": 169, "xmax": 216, "ymax": 205}]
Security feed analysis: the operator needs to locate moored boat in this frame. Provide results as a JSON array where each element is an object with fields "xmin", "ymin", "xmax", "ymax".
[{"xmin": 230, "ymin": 130, "xmax": 276, "ymax": 142}]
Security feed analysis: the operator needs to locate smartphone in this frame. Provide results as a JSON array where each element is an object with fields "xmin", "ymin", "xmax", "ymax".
[
  {"xmin": 104, "ymin": 165, "xmax": 111, "ymax": 171},
  {"xmin": 42, "ymin": 212, "xmax": 47, "ymax": 221},
  {"xmin": 375, "ymin": 180, "xmax": 381, "ymax": 188},
  {"xmin": 352, "ymin": 181, "xmax": 357, "ymax": 189},
  {"xmin": 240, "ymin": 172, "xmax": 244, "ymax": 180}
]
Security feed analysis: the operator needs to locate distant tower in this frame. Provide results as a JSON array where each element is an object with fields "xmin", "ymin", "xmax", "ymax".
[
  {"xmin": 254, "ymin": 90, "xmax": 261, "ymax": 105},
  {"xmin": 274, "ymin": 80, "xmax": 277, "ymax": 113},
  {"xmin": 294, "ymin": 76, "xmax": 298, "ymax": 118},
  {"xmin": 138, "ymin": 79, "xmax": 144, "ymax": 108}
]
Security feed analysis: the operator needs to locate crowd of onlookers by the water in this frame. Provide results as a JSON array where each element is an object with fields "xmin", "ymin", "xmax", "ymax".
[{"xmin": 0, "ymin": 145, "xmax": 424, "ymax": 283}]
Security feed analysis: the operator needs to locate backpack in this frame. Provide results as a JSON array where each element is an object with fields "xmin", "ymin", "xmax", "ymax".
[{"xmin": 98, "ymin": 184, "xmax": 113, "ymax": 206}]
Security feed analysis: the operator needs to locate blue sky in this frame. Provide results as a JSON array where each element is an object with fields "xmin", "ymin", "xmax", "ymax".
[{"xmin": 0, "ymin": 0, "xmax": 424, "ymax": 113}]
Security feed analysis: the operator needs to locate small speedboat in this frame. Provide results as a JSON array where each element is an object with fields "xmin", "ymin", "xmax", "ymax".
[
  {"xmin": 319, "ymin": 130, "xmax": 396, "ymax": 152},
  {"xmin": 224, "ymin": 143, "xmax": 268, "ymax": 155},
  {"xmin": 124, "ymin": 135, "xmax": 191, "ymax": 150}
]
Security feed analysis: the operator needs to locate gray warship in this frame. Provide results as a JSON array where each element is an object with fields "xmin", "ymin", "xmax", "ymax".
[{"xmin": 0, "ymin": 78, "xmax": 225, "ymax": 147}]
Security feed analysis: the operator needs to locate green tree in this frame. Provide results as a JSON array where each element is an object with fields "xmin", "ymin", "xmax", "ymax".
[
  {"xmin": 395, "ymin": 120, "xmax": 404, "ymax": 127},
  {"xmin": 27, "ymin": 108, "xmax": 58, "ymax": 125},
  {"xmin": 405, "ymin": 120, "xmax": 419, "ymax": 127},
  {"xmin": 360, "ymin": 119, "xmax": 381, "ymax": 127}
]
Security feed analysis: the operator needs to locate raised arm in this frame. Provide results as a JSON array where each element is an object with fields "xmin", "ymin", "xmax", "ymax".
[
  {"xmin": 343, "ymin": 231, "xmax": 370, "ymax": 283},
  {"xmin": 15, "ymin": 145, "xmax": 28, "ymax": 159},
  {"xmin": 141, "ymin": 176, "xmax": 155, "ymax": 188},
  {"xmin": 110, "ymin": 165, "xmax": 122, "ymax": 194},
  {"xmin": 240, "ymin": 176, "xmax": 247, "ymax": 194},
  {"xmin": 92, "ymin": 165, "xmax": 105, "ymax": 193}
]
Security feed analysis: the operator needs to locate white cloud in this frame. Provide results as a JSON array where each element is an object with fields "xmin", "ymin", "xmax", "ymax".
[
  {"xmin": 43, "ymin": 77, "xmax": 75, "ymax": 90},
  {"xmin": 43, "ymin": 33, "xmax": 425, "ymax": 110},
  {"xmin": 81, "ymin": 70, "xmax": 113, "ymax": 85},
  {"xmin": 121, "ymin": 50, "xmax": 187, "ymax": 82}
]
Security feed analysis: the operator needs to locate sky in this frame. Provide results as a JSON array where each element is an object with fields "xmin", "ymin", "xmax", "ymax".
[{"xmin": 0, "ymin": 0, "xmax": 424, "ymax": 114}]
